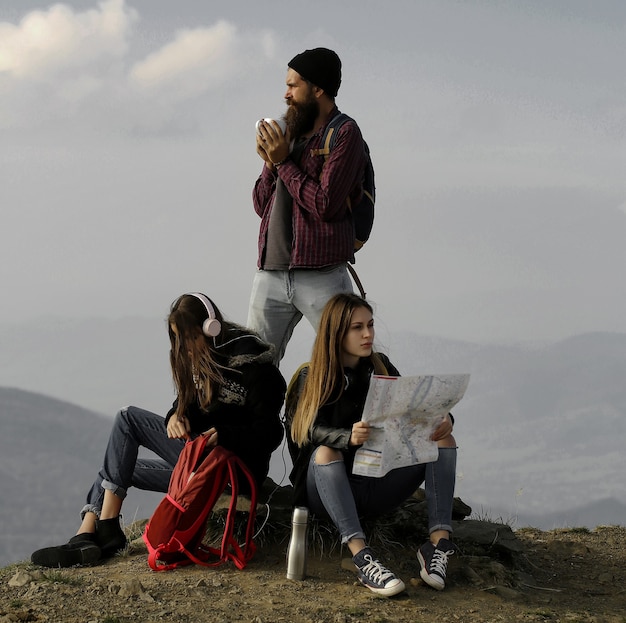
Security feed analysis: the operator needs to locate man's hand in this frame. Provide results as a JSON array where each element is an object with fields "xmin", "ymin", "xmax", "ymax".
[
  {"xmin": 256, "ymin": 132, "xmax": 273, "ymax": 166},
  {"xmin": 256, "ymin": 119, "xmax": 290, "ymax": 168}
]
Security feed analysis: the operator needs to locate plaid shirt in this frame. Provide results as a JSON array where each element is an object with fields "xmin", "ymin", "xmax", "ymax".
[{"xmin": 252, "ymin": 108, "xmax": 367, "ymax": 268}]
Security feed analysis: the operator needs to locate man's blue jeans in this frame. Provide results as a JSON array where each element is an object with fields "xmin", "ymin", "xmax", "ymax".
[
  {"xmin": 306, "ymin": 447, "xmax": 457, "ymax": 544},
  {"xmin": 81, "ymin": 406, "xmax": 185, "ymax": 519},
  {"xmin": 247, "ymin": 265, "xmax": 353, "ymax": 363}
]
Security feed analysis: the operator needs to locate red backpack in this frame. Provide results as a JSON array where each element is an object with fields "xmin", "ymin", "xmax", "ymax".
[{"xmin": 142, "ymin": 437, "xmax": 258, "ymax": 571}]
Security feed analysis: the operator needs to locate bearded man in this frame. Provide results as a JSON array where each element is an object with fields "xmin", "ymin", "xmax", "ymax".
[{"xmin": 248, "ymin": 47, "xmax": 368, "ymax": 364}]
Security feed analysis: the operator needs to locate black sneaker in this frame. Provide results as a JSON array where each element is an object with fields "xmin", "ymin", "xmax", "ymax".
[
  {"xmin": 31, "ymin": 534, "xmax": 101, "ymax": 568},
  {"xmin": 417, "ymin": 538, "xmax": 456, "ymax": 590},
  {"xmin": 352, "ymin": 547, "xmax": 405, "ymax": 597}
]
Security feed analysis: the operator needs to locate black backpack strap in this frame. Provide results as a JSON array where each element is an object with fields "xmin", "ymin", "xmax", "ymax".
[
  {"xmin": 310, "ymin": 113, "xmax": 353, "ymax": 158},
  {"xmin": 311, "ymin": 113, "xmax": 374, "ymax": 250}
]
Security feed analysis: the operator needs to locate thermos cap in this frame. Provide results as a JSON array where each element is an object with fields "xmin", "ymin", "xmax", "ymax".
[{"xmin": 292, "ymin": 506, "xmax": 309, "ymax": 524}]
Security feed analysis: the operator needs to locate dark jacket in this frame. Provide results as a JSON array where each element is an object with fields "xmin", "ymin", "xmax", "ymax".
[
  {"xmin": 165, "ymin": 326, "xmax": 286, "ymax": 489},
  {"xmin": 286, "ymin": 354, "xmax": 399, "ymax": 506}
]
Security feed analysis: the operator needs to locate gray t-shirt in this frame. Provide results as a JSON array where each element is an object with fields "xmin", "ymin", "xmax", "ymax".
[{"xmin": 262, "ymin": 140, "xmax": 307, "ymax": 270}]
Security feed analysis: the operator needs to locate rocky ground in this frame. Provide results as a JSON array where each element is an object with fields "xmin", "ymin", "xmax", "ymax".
[{"xmin": 1, "ymin": 493, "xmax": 625, "ymax": 623}]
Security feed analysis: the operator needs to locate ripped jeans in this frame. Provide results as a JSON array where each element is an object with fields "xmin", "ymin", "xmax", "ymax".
[
  {"xmin": 81, "ymin": 406, "xmax": 186, "ymax": 519},
  {"xmin": 306, "ymin": 447, "xmax": 457, "ymax": 544}
]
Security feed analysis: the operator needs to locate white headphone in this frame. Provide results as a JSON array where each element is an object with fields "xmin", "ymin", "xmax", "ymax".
[{"xmin": 187, "ymin": 292, "xmax": 222, "ymax": 337}]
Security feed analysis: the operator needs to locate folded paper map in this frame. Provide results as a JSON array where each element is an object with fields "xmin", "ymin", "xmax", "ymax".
[{"xmin": 353, "ymin": 374, "xmax": 470, "ymax": 478}]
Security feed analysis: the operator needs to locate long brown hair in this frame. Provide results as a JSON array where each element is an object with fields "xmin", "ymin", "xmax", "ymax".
[
  {"xmin": 167, "ymin": 293, "xmax": 228, "ymax": 419},
  {"xmin": 290, "ymin": 293, "xmax": 387, "ymax": 446}
]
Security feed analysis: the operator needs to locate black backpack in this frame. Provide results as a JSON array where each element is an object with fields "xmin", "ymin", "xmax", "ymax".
[{"xmin": 313, "ymin": 113, "xmax": 375, "ymax": 253}]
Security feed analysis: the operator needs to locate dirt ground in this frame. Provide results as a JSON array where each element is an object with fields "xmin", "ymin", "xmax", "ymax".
[{"xmin": 1, "ymin": 523, "xmax": 625, "ymax": 623}]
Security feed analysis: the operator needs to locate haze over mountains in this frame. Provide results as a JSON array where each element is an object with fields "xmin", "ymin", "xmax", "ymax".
[
  {"xmin": 0, "ymin": 387, "xmax": 164, "ymax": 568},
  {"xmin": 1, "ymin": 317, "xmax": 625, "ymax": 566}
]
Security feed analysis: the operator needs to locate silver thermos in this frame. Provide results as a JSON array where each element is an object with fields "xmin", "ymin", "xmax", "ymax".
[{"xmin": 286, "ymin": 506, "xmax": 309, "ymax": 580}]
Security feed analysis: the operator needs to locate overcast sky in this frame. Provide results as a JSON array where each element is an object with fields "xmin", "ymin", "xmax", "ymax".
[{"xmin": 1, "ymin": 0, "xmax": 624, "ymax": 344}]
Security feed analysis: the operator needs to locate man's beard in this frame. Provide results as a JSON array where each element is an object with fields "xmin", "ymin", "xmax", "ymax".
[{"xmin": 284, "ymin": 95, "xmax": 319, "ymax": 138}]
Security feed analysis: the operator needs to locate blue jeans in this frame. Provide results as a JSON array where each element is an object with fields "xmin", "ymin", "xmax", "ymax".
[
  {"xmin": 306, "ymin": 447, "xmax": 457, "ymax": 544},
  {"xmin": 81, "ymin": 406, "xmax": 185, "ymax": 519},
  {"xmin": 247, "ymin": 265, "xmax": 353, "ymax": 363}
]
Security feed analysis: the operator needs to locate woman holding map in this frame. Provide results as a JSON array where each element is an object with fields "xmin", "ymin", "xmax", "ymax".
[{"xmin": 286, "ymin": 293, "xmax": 457, "ymax": 597}]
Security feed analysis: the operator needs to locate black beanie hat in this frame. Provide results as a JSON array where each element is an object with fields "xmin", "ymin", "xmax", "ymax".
[{"xmin": 288, "ymin": 47, "xmax": 342, "ymax": 98}]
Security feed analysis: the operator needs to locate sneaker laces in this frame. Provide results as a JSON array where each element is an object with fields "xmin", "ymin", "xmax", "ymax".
[
  {"xmin": 429, "ymin": 547, "xmax": 455, "ymax": 577},
  {"xmin": 360, "ymin": 554, "xmax": 396, "ymax": 584}
]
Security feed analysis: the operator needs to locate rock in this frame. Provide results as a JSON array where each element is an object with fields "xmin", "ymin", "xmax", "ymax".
[
  {"xmin": 459, "ymin": 564, "xmax": 483, "ymax": 586},
  {"xmin": 486, "ymin": 560, "xmax": 509, "ymax": 584},
  {"xmin": 453, "ymin": 519, "xmax": 525, "ymax": 556},
  {"xmin": 117, "ymin": 578, "xmax": 148, "ymax": 598},
  {"xmin": 139, "ymin": 590, "xmax": 155, "ymax": 603},
  {"xmin": 8, "ymin": 570, "xmax": 32, "ymax": 587}
]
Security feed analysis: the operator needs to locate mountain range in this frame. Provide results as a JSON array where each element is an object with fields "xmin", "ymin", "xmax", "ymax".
[
  {"xmin": 387, "ymin": 330, "xmax": 626, "ymax": 522},
  {"xmin": 0, "ymin": 387, "xmax": 164, "ymax": 568}
]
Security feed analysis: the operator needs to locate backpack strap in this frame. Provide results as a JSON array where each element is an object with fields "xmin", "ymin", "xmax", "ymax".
[
  {"xmin": 220, "ymin": 455, "xmax": 258, "ymax": 570},
  {"xmin": 285, "ymin": 362, "xmax": 310, "ymax": 425},
  {"xmin": 311, "ymin": 113, "xmax": 374, "ymax": 244},
  {"xmin": 310, "ymin": 113, "xmax": 352, "ymax": 159},
  {"xmin": 346, "ymin": 263, "xmax": 367, "ymax": 299},
  {"xmin": 166, "ymin": 454, "xmax": 258, "ymax": 571},
  {"xmin": 311, "ymin": 114, "xmax": 355, "ymax": 207}
]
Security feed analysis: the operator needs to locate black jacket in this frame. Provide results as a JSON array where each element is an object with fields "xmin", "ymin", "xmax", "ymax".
[
  {"xmin": 165, "ymin": 327, "xmax": 286, "ymax": 489},
  {"xmin": 287, "ymin": 354, "xmax": 399, "ymax": 506}
]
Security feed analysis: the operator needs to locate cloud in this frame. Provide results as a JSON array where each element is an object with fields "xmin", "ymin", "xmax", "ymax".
[
  {"xmin": 0, "ymin": 0, "xmax": 136, "ymax": 80},
  {"xmin": 130, "ymin": 21, "xmax": 236, "ymax": 94},
  {"xmin": 129, "ymin": 20, "xmax": 276, "ymax": 103},
  {"xmin": 123, "ymin": 20, "xmax": 277, "ymax": 132},
  {"xmin": 0, "ymin": 2, "xmax": 276, "ymax": 132}
]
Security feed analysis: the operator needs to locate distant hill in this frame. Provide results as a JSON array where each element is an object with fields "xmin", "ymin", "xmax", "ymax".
[
  {"xmin": 387, "ymin": 331, "xmax": 626, "ymax": 522},
  {"xmin": 0, "ymin": 316, "xmax": 175, "ymax": 418},
  {"xmin": 0, "ymin": 387, "xmax": 163, "ymax": 567}
]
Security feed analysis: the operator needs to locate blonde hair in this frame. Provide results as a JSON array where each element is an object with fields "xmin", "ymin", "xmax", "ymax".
[{"xmin": 290, "ymin": 293, "xmax": 387, "ymax": 446}]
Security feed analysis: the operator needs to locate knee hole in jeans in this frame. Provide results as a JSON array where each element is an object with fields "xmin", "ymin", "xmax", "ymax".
[{"xmin": 312, "ymin": 446, "xmax": 343, "ymax": 465}]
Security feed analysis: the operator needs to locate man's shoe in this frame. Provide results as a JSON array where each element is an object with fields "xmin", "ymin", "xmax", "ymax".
[
  {"xmin": 95, "ymin": 517, "xmax": 127, "ymax": 558},
  {"xmin": 31, "ymin": 534, "xmax": 101, "ymax": 568},
  {"xmin": 352, "ymin": 547, "xmax": 405, "ymax": 597},
  {"xmin": 417, "ymin": 538, "xmax": 456, "ymax": 590}
]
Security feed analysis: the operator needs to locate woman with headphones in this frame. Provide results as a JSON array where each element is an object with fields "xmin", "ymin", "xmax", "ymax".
[
  {"xmin": 286, "ymin": 293, "xmax": 457, "ymax": 597},
  {"xmin": 32, "ymin": 293, "xmax": 286, "ymax": 568}
]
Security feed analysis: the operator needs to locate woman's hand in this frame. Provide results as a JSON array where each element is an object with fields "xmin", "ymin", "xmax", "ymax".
[
  {"xmin": 349, "ymin": 421, "xmax": 370, "ymax": 446},
  {"xmin": 167, "ymin": 415, "xmax": 190, "ymax": 440},
  {"xmin": 202, "ymin": 427, "xmax": 218, "ymax": 447},
  {"xmin": 431, "ymin": 414, "xmax": 454, "ymax": 442}
]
